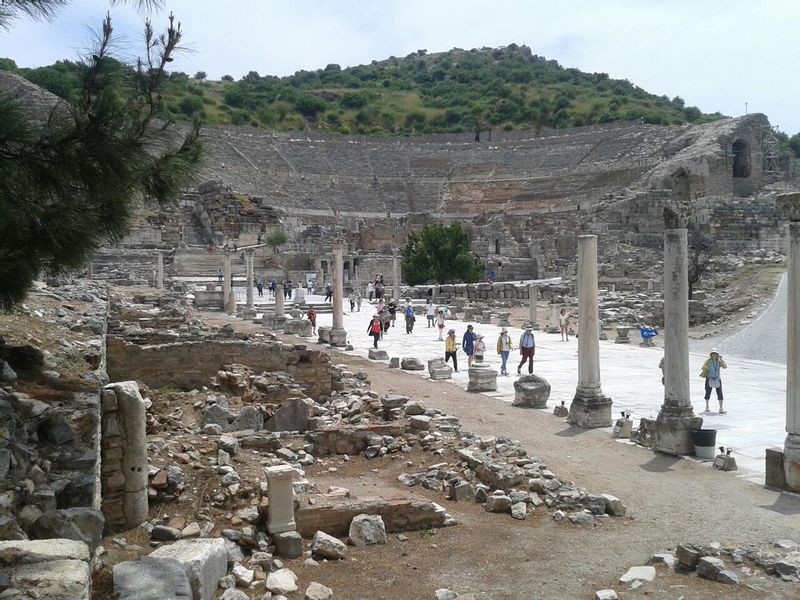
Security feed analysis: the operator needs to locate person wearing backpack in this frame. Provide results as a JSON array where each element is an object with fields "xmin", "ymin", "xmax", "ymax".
[
  {"xmin": 367, "ymin": 314, "xmax": 383, "ymax": 348},
  {"xmin": 404, "ymin": 301, "xmax": 415, "ymax": 334}
]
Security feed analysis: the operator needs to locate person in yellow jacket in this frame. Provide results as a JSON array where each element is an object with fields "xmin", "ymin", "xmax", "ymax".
[
  {"xmin": 496, "ymin": 328, "xmax": 513, "ymax": 375},
  {"xmin": 444, "ymin": 329, "xmax": 459, "ymax": 372},
  {"xmin": 700, "ymin": 348, "xmax": 727, "ymax": 414}
]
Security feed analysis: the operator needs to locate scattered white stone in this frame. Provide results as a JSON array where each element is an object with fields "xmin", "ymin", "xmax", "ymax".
[
  {"xmin": 311, "ymin": 531, "xmax": 347, "ymax": 559},
  {"xmin": 435, "ymin": 589, "xmax": 459, "ymax": 600},
  {"xmin": 619, "ymin": 566, "xmax": 656, "ymax": 584},
  {"xmin": 305, "ymin": 581, "xmax": 334, "ymax": 600},
  {"xmin": 510, "ymin": 502, "xmax": 527, "ymax": 520},
  {"xmin": 349, "ymin": 514, "xmax": 387, "ymax": 547},
  {"xmin": 232, "ymin": 563, "xmax": 254, "ymax": 587},
  {"xmin": 697, "ymin": 556, "xmax": 725, "ymax": 580},
  {"xmin": 595, "ymin": 590, "xmax": 619, "ymax": 600},
  {"xmin": 266, "ymin": 568, "xmax": 298, "ymax": 595},
  {"xmin": 649, "ymin": 553, "xmax": 677, "ymax": 569}
]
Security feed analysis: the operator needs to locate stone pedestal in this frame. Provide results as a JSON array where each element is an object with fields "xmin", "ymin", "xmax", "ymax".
[
  {"xmin": 512, "ymin": 374, "xmax": 551, "ymax": 408},
  {"xmin": 568, "ymin": 235, "xmax": 612, "ymax": 428},
  {"xmin": 317, "ymin": 326, "xmax": 331, "ymax": 344},
  {"xmin": 275, "ymin": 285, "xmax": 285, "ymax": 317},
  {"xmin": 392, "ymin": 250, "xmax": 401, "ymax": 301},
  {"xmin": 467, "ymin": 363, "xmax": 497, "ymax": 392},
  {"xmin": 330, "ymin": 242, "xmax": 347, "ymax": 346},
  {"xmin": 528, "ymin": 285, "xmax": 539, "ymax": 329},
  {"xmin": 427, "ymin": 358, "xmax": 453, "ymax": 380},
  {"xmin": 778, "ymin": 193, "xmax": 800, "ymax": 489},
  {"xmin": 497, "ymin": 312, "xmax": 511, "ymax": 327},
  {"xmin": 546, "ymin": 304, "xmax": 561, "ymax": 334},
  {"xmin": 614, "ymin": 326, "xmax": 630, "ymax": 344},
  {"xmin": 265, "ymin": 465, "xmax": 296, "ymax": 534},
  {"xmin": 293, "ymin": 287, "xmax": 306, "ymax": 305},
  {"xmin": 246, "ymin": 252, "xmax": 254, "ymax": 310},
  {"xmin": 283, "ymin": 318, "xmax": 312, "ymax": 336},
  {"xmin": 655, "ymin": 227, "xmax": 702, "ymax": 454}
]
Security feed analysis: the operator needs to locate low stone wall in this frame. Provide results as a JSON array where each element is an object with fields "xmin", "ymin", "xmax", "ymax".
[
  {"xmin": 106, "ymin": 338, "xmax": 333, "ymax": 397},
  {"xmin": 401, "ymin": 282, "xmax": 534, "ymax": 302}
]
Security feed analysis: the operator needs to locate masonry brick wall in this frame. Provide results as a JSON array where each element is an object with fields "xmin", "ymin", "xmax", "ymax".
[{"xmin": 106, "ymin": 338, "xmax": 333, "ymax": 396}]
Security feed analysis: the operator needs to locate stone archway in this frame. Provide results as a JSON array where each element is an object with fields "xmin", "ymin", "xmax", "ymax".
[{"xmin": 732, "ymin": 139, "xmax": 751, "ymax": 178}]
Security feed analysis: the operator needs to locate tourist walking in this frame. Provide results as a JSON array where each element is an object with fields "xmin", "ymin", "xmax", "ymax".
[
  {"xmin": 270, "ymin": 279, "xmax": 277, "ymax": 298},
  {"xmin": 462, "ymin": 325, "xmax": 477, "ymax": 366},
  {"xmin": 306, "ymin": 306, "xmax": 317, "ymax": 335},
  {"xmin": 445, "ymin": 329, "xmax": 459, "ymax": 372},
  {"xmin": 496, "ymin": 328, "xmax": 513, "ymax": 375},
  {"xmin": 700, "ymin": 348, "xmax": 727, "ymax": 414},
  {"xmin": 380, "ymin": 309, "xmax": 391, "ymax": 335},
  {"xmin": 324, "ymin": 283, "xmax": 333, "ymax": 302},
  {"xmin": 388, "ymin": 299, "xmax": 398, "ymax": 327},
  {"xmin": 517, "ymin": 326, "xmax": 536, "ymax": 374},
  {"xmin": 355, "ymin": 291, "xmax": 362, "ymax": 312},
  {"xmin": 435, "ymin": 310, "xmax": 446, "ymax": 340},
  {"xmin": 404, "ymin": 301, "xmax": 415, "ymax": 334},
  {"xmin": 367, "ymin": 281, "xmax": 375, "ymax": 301},
  {"xmin": 426, "ymin": 300, "xmax": 436, "ymax": 327},
  {"xmin": 217, "ymin": 269, "xmax": 224, "ymax": 284},
  {"xmin": 286, "ymin": 280, "xmax": 293, "ymax": 299},
  {"xmin": 256, "ymin": 279, "xmax": 264, "ymax": 298},
  {"xmin": 367, "ymin": 314, "xmax": 382, "ymax": 348},
  {"xmin": 348, "ymin": 291, "xmax": 356, "ymax": 312},
  {"xmin": 559, "ymin": 308, "xmax": 570, "ymax": 341},
  {"xmin": 474, "ymin": 335, "xmax": 486, "ymax": 363}
]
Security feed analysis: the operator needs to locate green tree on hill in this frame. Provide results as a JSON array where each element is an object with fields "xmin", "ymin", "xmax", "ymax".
[{"xmin": 401, "ymin": 224, "xmax": 484, "ymax": 285}]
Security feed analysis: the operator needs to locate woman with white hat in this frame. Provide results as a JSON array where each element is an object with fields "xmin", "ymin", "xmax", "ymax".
[
  {"xmin": 496, "ymin": 328, "xmax": 513, "ymax": 375},
  {"xmin": 700, "ymin": 348, "xmax": 727, "ymax": 414}
]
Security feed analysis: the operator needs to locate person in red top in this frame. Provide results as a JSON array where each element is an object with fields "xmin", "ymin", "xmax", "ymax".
[
  {"xmin": 306, "ymin": 306, "xmax": 317, "ymax": 335},
  {"xmin": 367, "ymin": 314, "xmax": 383, "ymax": 348}
]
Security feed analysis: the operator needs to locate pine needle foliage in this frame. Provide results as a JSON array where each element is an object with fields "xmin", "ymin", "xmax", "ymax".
[{"xmin": 0, "ymin": 12, "xmax": 202, "ymax": 308}]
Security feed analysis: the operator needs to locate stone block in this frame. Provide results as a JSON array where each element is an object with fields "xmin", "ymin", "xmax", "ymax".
[
  {"xmin": 697, "ymin": 556, "xmax": 725, "ymax": 580},
  {"xmin": 265, "ymin": 464, "xmax": 296, "ymax": 534},
  {"xmin": 0, "ymin": 539, "xmax": 89, "ymax": 564},
  {"xmin": 202, "ymin": 401, "xmax": 263, "ymax": 433},
  {"xmin": 512, "ymin": 374, "xmax": 551, "ymax": 408},
  {"xmin": 595, "ymin": 591, "xmax": 619, "ymax": 600},
  {"xmin": 149, "ymin": 538, "xmax": 228, "ymax": 600},
  {"xmin": 401, "ymin": 357, "xmax": 425, "ymax": 371},
  {"xmin": 619, "ymin": 565, "xmax": 656, "ymax": 584},
  {"xmin": 427, "ymin": 358, "xmax": 453, "ymax": 380},
  {"xmin": 284, "ymin": 318, "xmax": 313, "ymax": 337},
  {"xmin": 273, "ymin": 531, "xmax": 303, "ymax": 559},
  {"xmin": 467, "ymin": 363, "xmax": 497, "ymax": 392},
  {"xmin": 266, "ymin": 568, "xmax": 298, "ymax": 595},
  {"xmin": 305, "ymin": 581, "xmax": 334, "ymax": 600},
  {"xmin": 113, "ymin": 557, "xmax": 192, "ymax": 600},
  {"xmin": 7, "ymin": 558, "xmax": 90, "ymax": 600},
  {"xmin": 388, "ymin": 357, "xmax": 400, "ymax": 368},
  {"xmin": 653, "ymin": 417, "xmax": 703, "ymax": 456},
  {"xmin": 30, "ymin": 508, "xmax": 105, "ymax": 553},
  {"xmin": 765, "ymin": 447, "xmax": 788, "ymax": 490},
  {"xmin": 265, "ymin": 397, "xmax": 311, "ymax": 433},
  {"xmin": 311, "ymin": 530, "xmax": 347, "ymax": 559},
  {"xmin": 601, "ymin": 494, "xmax": 627, "ymax": 517},
  {"xmin": 348, "ymin": 514, "xmax": 387, "ymax": 547},
  {"xmin": 675, "ymin": 543, "xmax": 700, "ymax": 568},
  {"xmin": 368, "ymin": 349, "xmax": 389, "ymax": 360}
]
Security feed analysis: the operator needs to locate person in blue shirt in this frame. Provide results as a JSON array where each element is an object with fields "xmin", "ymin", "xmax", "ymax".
[
  {"xmin": 517, "ymin": 327, "xmax": 536, "ymax": 374},
  {"xmin": 462, "ymin": 325, "xmax": 477, "ymax": 366},
  {"xmin": 403, "ymin": 300, "xmax": 415, "ymax": 334}
]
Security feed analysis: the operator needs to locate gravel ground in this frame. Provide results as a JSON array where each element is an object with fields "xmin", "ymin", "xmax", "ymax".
[{"xmin": 691, "ymin": 273, "xmax": 787, "ymax": 364}]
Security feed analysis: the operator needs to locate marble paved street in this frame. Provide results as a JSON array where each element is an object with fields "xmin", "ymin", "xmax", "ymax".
[{"xmin": 292, "ymin": 294, "xmax": 787, "ymax": 486}]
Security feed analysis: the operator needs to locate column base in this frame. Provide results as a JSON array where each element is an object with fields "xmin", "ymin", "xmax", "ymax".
[
  {"xmin": 329, "ymin": 328, "xmax": 348, "ymax": 347},
  {"xmin": 653, "ymin": 409, "xmax": 703, "ymax": 455},
  {"xmin": 567, "ymin": 388, "xmax": 612, "ymax": 428},
  {"xmin": 783, "ymin": 434, "xmax": 800, "ymax": 492},
  {"xmin": 225, "ymin": 294, "xmax": 237, "ymax": 315}
]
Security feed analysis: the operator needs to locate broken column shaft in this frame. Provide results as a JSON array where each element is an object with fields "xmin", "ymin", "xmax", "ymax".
[{"xmin": 330, "ymin": 241, "xmax": 347, "ymax": 346}]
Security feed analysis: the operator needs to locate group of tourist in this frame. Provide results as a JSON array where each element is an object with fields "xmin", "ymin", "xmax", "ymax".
[
  {"xmin": 366, "ymin": 275, "xmax": 386, "ymax": 301},
  {"xmin": 450, "ymin": 324, "xmax": 536, "ymax": 375}
]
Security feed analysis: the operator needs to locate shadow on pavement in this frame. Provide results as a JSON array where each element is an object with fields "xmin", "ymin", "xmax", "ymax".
[{"xmin": 640, "ymin": 454, "xmax": 682, "ymax": 473}]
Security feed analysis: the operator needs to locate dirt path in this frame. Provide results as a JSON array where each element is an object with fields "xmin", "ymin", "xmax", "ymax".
[{"xmin": 204, "ymin": 313, "xmax": 800, "ymax": 599}]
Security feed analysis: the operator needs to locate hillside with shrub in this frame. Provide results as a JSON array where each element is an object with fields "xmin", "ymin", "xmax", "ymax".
[{"xmin": 0, "ymin": 44, "xmax": 731, "ymax": 137}]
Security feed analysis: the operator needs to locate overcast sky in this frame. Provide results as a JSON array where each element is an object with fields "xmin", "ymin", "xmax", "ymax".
[{"xmin": 1, "ymin": 0, "xmax": 798, "ymax": 132}]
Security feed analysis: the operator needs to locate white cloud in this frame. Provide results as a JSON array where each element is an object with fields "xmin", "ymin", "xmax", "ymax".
[{"xmin": 0, "ymin": 0, "xmax": 797, "ymax": 131}]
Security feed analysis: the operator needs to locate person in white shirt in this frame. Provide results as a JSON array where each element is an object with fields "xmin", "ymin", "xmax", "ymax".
[
  {"xmin": 496, "ymin": 328, "xmax": 513, "ymax": 375},
  {"xmin": 517, "ymin": 327, "xmax": 536, "ymax": 374},
  {"xmin": 426, "ymin": 300, "xmax": 436, "ymax": 327}
]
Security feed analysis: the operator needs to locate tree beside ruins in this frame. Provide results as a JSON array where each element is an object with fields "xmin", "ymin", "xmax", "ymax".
[
  {"xmin": 687, "ymin": 223, "xmax": 716, "ymax": 300},
  {"xmin": 401, "ymin": 223, "xmax": 484, "ymax": 285},
  {"xmin": 0, "ymin": 4, "xmax": 202, "ymax": 309},
  {"xmin": 266, "ymin": 229, "xmax": 289, "ymax": 255}
]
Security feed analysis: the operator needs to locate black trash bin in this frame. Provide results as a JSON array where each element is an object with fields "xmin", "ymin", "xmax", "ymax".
[{"xmin": 692, "ymin": 429, "xmax": 717, "ymax": 459}]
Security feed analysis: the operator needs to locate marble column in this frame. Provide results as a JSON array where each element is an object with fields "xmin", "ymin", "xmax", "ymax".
[
  {"xmin": 275, "ymin": 284, "xmax": 285, "ymax": 317},
  {"xmin": 528, "ymin": 285, "xmax": 539, "ymax": 329},
  {"xmin": 155, "ymin": 253, "xmax": 163, "ymax": 289},
  {"xmin": 568, "ymin": 235, "xmax": 612, "ymax": 427},
  {"xmin": 223, "ymin": 251, "xmax": 235, "ymax": 314},
  {"xmin": 546, "ymin": 303, "xmax": 561, "ymax": 333},
  {"xmin": 654, "ymin": 223, "xmax": 702, "ymax": 454},
  {"xmin": 264, "ymin": 464, "xmax": 296, "ymax": 534},
  {"xmin": 246, "ymin": 251, "xmax": 254, "ymax": 310},
  {"xmin": 330, "ymin": 242, "xmax": 347, "ymax": 346},
  {"xmin": 778, "ymin": 193, "xmax": 800, "ymax": 489},
  {"xmin": 392, "ymin": 249, "xmax": 401, "ymax": 301}
]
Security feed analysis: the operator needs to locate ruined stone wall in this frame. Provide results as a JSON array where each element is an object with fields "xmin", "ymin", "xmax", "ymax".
[{"xmin": 106, "ymin": 338, "xmax": 333, "ymax": 397}]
